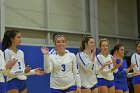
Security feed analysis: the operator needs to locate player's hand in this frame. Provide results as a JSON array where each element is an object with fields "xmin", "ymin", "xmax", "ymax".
[
  {"xmin": 114, "ymin": 61, "xmax": 122, "ymax": 69},
  {"xmin": 103, "ymin": 61, "xmax": 113, "ymax": 67},
  {"xmin": 41, "ymin": 46, "xmax": 49, "ymax": 55},
  {"xmin": 24, "ymin": 65, "xmax": 31, "ymax": 74},
  {"xmin": 92, "ymin": 48, "xmax": 96, "ymax": 57},
  {"xmin": 5, "ymin": 58, "xmax": 18, "ymax": 69},
  {"xmin": 112, "ymin": 55, "xmax": 117, "ymax": 63},
  {"xmin": 91, "ymin": 48, "xmax": 96, "ymax": 62},
  {"xmin": 35, "ymin": 68, "xmax": 46, "ymax": 75},
  {"xmin": 126, "ymin": 64, "xmax": 136, "ymax": 73},
  {"xmin": 129, "ymin": 64, "xmax": 136, "ymax": 70},
  {"xmin": 134, "ymin": 70, "xmax": 140, "ymax": 76}
]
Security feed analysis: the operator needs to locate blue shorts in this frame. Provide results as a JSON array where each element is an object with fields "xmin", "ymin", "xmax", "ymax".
[
  {"xmin": 115, "ymin": 81, "xmax": 128, "ymax": 92},
  {"xmin": 0, "ymin": 82, "xmax": 6, "ymax": 93},
  {"xmin": 132, "ymin": 75, "xmax": 140, "ymax": 85},
  {"xmin": 97, "ymin": 78, "xmax": 114, "ymax": 88},
  {"xmin": 50, "ymin": 85, "xmax": 77, "ymax": 93},
  {"xmin": 82, "ymin": 83, "xmax": 98, "ymax": 90},
  {"xmin": 7, "ymin": 78, "xmax": 26, "ymax": 92}
]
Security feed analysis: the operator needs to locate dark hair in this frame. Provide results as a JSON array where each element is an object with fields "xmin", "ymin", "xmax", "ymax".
[
  {"xmin": 53, "ymin": 33, "xmax": 58, "ymax": 42},
  {"xmin": 79, "ymin": 35, "xmax": 93, "ymax": 51},
  {"xmin": 2, "ymin": 30, "xmax": 20, "ymax": 51},
  {"xmin": 110, "ymin": 43, "xmax": 124, "ymax": 55}
]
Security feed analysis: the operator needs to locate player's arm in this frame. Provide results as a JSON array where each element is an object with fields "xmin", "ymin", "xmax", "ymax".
[
  {"xmin": 76, "ymin": 53, "xmax": 93, "ymax": 70},
  {"xmin": 72, "ymin": 54, "xmax": 81, "ymax": 88},
  {"xmin": 94, "ymin": 56, "xmax": 114, "ymax": 74},
  {"xmin": 41, "ymin": 47, "xmax": 53, "ymax": 73}
]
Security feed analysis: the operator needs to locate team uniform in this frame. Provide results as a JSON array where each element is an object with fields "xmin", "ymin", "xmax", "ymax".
[
  {"xmin": 49, "ymin": 48, "xmax": 70, "ymax": 55},
  {"xmin": 94, "ymin": 54, "xmax": 115, "ymax": 88},
  {"xmin": 4, "ymin": 48, "xmax": 36, "ymax": 92},
  {"xmin": 113, "ymin": 59, "xmax": 129, "ymax": 92},
  {"xmin": 131, "ymin": 53, "xmax": 140, "ymax": 85},
  {"xmin": 43, "ymin": 52, "xmax": 81, "ymax": 93},
  {"xmin": 0, "ymin": 50, "xmax": 9, "ymax": 93},
  {"xmin": 76, "ymin": 52, "xmax": 98, "ymax": 89}
]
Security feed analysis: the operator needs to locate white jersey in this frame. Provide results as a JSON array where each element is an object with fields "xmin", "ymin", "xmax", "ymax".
[
  {"xmin": 4, "ymin": 48, "xmax": 35, "ymax": 81},
  {"xmin": 131, "ymin": 53, "xmax": 140, "ymax": 72},
  {"xmin": 76, "ymin": 52, "xmax": 98, "ymax": 88},
  {"xmin": 43, "ymin": 53, "xmax": 81, "ymax": 90},
  {"xmin": 94, "ymin": 54, "xmax": 114, "ymax": 80},
  {"xmin": 49, "ymin": 48, "xmax": 70, "ymax": 55},
  {"xmin": 0, "ymin": 50, "xmax": 9, "ymax": 82}
]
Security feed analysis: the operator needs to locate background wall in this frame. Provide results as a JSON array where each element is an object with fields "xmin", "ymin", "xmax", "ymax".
[
  {"xmin": 5, "ymin": 0, "xmax": 45, "ymax": 29},
  {"xmin": 98, "ymin": 0, "xmax": 138, "ymax": 55},
  {"xmin": 2, "ymin": 0, "xmax": 139, "ymax": 53}
]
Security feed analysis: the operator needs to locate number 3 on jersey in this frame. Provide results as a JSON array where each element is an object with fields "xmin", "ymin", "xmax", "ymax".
[{"xmin": 61, "ymin": 64, "xmax": 66, "ymax": 72}]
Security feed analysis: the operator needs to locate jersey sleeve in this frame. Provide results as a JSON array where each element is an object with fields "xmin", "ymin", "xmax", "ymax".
[
  {"xmin": 43, "ymin": 55, "xmax": 53, "ymax": 73},
  {"xmin": 94, "ymin": 55, "xmax": 113, "ymax": 74},
  {"xmin": 8, "ymin": 69, "xmax": 35, "ymax": 76},
  {"xmin": 72, "ymin": 54, "xmax": 81, "ymax": 87},
  {"xmin": 76, "ymin": 53, "xmax": 93, "ymax": 70},
  {"xmin": 94, "ymin": 56, "xmax": 101, "ymax": 74},
  {"xmin": 131, "ymin": 53, "xmax": 139, "ymax": 71},
  {"xmin": 3, "ymin": 49, "xmax": 11, "ymax": 64},
  {"xmin": 0, "ymin": 51, "xmax": 6, "ymax": 73}
]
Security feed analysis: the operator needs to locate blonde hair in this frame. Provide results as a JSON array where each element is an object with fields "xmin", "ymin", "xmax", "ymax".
[
  {"xmin": 53, "ymin": 35, "xmax": 66, "ymax": 45},
  {"xmin": 99, "ymin": 38, "xmax": 109, "ymax": 48}
]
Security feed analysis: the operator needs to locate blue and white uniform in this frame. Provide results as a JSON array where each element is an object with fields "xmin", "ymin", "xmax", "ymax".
[
  {"xmin": 76, "ymin": 52, "xmax": 98, "ymax": 89},
  {"xmin": 114, "ymin": 59, "xmax": 129, "ymax": 92},
  {"xmin": 43, "ymin": 52, "xmax": 81, "ymax": 93},
  {"xmin": 0, "ymin": 50, "xmax": 9, "ymax": 93},
  {"xmin": 4, "ymin": 48, "xmax": 35, "ymax": 92},
  {"xmin": 49, "ymin": 48, "xmax": 70, "ymax": 55},
  {"xmin": 94, "ymin": 54, "xmax": 115, "ymax": 88},
  {"xmin": 131, "ymin": 53, "xmax": 140, "ymax": 85}
]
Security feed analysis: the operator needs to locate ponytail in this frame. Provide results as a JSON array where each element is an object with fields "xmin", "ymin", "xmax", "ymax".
[
  {"xmin": 79, "ymin": 35, "xmax": 93, "ymax": 52},
  {"xmin": 2, "ymin": 30, "xmax": 20, "ymax": 51}
]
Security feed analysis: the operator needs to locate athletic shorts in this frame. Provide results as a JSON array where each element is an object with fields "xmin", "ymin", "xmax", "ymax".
[
  {"xmin": 97, "ymin": 78, "xmax": 114, "ymax": 88},
  {"xmin": 0, "ymin": 82, "xmax": 6, "ymax": 93},
  {"xmin": 50, "ymin": 85, "xmax": 77, "ymax": 93},
  {"xmin": 115, "ymin": 81, "xmax": 129, "ymax": 92},
  {"xmin": 81, "ymin": 83, "xmax": 98, "ymax": 90},
  {"xmin": 7, "ymin": 78, "xmax": 26, "ymax": 92},
  {"xmin": 132, "ymin": 75, "xmax": 140, "ymax": 85}
]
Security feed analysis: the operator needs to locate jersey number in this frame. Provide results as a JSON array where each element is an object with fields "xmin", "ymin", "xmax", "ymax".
[
  {"xmin": 62, "ymin": 64, "xmax": 66, "ymax": 72},
  {"xmin": 18, "ymin": 62, "xmax": 21, "ymax": 69}
]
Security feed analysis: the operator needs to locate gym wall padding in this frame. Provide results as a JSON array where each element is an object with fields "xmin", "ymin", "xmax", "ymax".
[{"xmin": 17, "ymin": 45, "xmax": 79, "ymax": 93}]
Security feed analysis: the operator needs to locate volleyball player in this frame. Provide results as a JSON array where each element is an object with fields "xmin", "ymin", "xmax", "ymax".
[
  {"xmin": 41, "ymin": 34, "xmax": 81, "ymax": 93},
  {"xmin": 131, "ymin": 41, "xmax": 140, "ymax": 93},
  {"xmin": 76, "ymin": 35, "xmax": 99, "ymax": 93},
  {"xmin": 0, "ymin": 49, "xmax": 17, "ymax": 93},
  {"xmin": 94, "ymin": 39, "xmax": 121, "ymax": 93},
  {"xmin": 112, "ymin": 43, "xmax": 136, "ymax": 93},
  {"xmin": 2, "ymin": 30, "xmax": 45, "ymax": 93}
]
